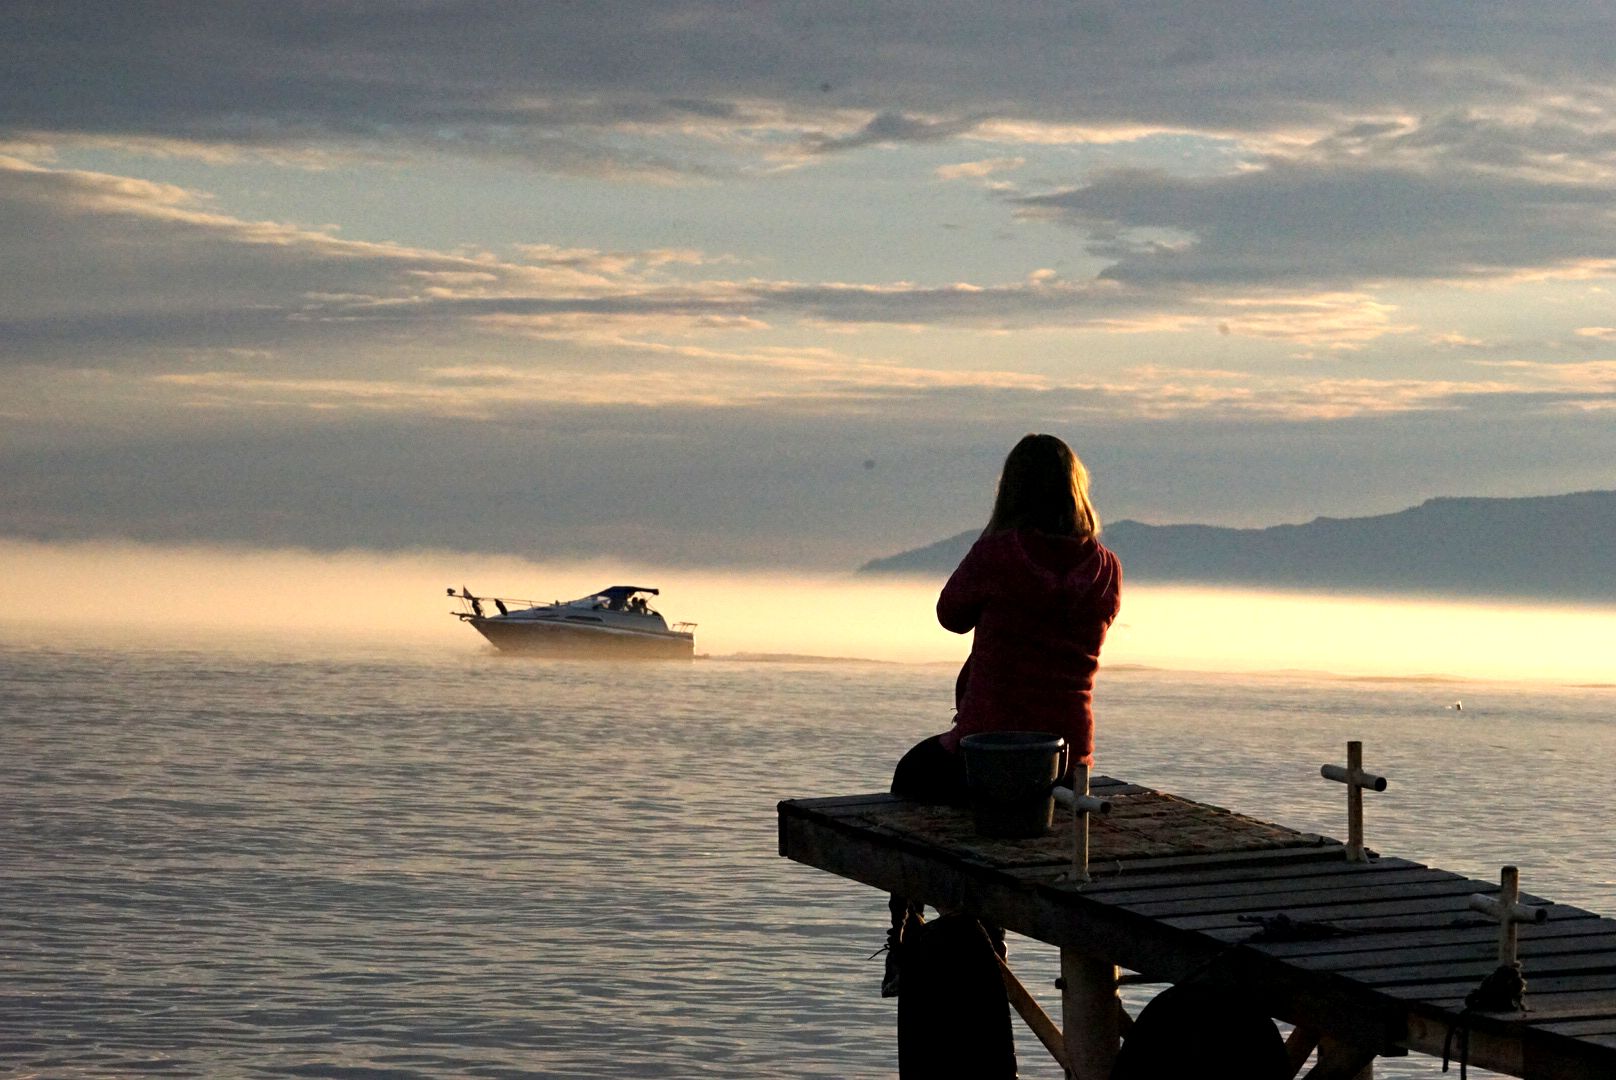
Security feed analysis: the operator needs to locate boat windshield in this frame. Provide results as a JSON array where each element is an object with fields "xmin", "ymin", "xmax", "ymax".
[{"xmin": 569, "ymin": 585, "xmax": 660, "ymax": 614}]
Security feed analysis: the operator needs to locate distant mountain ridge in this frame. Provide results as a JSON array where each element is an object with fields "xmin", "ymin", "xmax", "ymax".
[{"xmin": 858, "ymin": 490, "xmax": 1616, "ymax": 602}]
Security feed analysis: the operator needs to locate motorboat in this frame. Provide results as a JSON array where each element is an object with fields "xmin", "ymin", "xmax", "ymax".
[{"xmin": 449, "ymin": 585, "xmax": 696, "ymax": 658}]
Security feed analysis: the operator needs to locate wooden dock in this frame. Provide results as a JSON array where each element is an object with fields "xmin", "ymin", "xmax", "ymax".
[{"xmin": 778, "ymin": 775, "xmax": 1616, "ymax": 1079}]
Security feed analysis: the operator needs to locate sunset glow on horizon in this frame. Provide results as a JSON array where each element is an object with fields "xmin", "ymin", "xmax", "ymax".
[{"xmin": 6, "ymin": 539, "xmax": 1611, "ymax": 687}]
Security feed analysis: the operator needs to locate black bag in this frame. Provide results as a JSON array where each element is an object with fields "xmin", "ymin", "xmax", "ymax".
[
  {"xmin": 897, "ymin": 914, "xmax": 1017, "ymax": 1079},
  {"xmin": 1110, "ymin": 976, "xmax": 1287, "ymax": 1080}
]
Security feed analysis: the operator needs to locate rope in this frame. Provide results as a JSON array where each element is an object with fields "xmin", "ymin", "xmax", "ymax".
[{"xmin": 1441, "ymin": 962, "xmax": 1527, "ymax": 1078}]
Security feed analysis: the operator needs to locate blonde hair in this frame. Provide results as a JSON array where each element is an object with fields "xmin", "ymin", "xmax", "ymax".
[{"xmin": 983, "ymin": 433, "xmax": 1100, "ymax": 539}]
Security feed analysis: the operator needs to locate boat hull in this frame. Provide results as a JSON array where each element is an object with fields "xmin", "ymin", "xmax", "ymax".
[{"xmin": 467, "ymin": 617, "xmax": 695, "ymax": 659}]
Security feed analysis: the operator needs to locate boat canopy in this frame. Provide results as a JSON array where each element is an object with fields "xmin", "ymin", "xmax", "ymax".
[{"xmin": 589, "ymin": 586, "xmax": 659, "ymax": 601}]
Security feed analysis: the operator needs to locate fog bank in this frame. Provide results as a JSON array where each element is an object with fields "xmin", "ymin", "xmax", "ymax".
[{"xmin": 3, "ymin": 540, "xmax": 1611, "ymax": 685}]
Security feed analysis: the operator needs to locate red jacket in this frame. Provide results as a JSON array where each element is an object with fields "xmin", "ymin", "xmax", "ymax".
[{"xmin": 936, "ymin": 528, "xmax": 1122, "ymax": 765}]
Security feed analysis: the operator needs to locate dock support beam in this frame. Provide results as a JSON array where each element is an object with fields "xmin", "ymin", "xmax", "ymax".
[
  {"xmin": 1061, "ymin": 948, "xmax": 1120, "ymax": 1079},
  {"xmin": 999, "ymin": 958, "xmax": 1072, "ymax": 1075},
  {"xmin": 1308, "ymin": 1035, "xmax": 1376, "ymax": 1080}
]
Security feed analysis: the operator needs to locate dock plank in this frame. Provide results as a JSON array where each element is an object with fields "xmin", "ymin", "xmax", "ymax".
[
  {"xmin": 1198, "ymin": 915, "xmax": 1601, "ymax": 945},
  {"xmin": 1244, "ymin": 913, "xmax": 1609, "ymax": 957},
  {"xmin": 1166, "ymin": 901, "xmax": 1592, "ymax": 937},
  {"xmin": 1079, "ymin": 860, "xmax": 1454, "ymax": 903},
  {"xmin": 1343, "ymin": 951, "xmax": 1616, "ymax": 988},
  {"xmin": 1538, "ymin": 1018, "xmax": 1616, "ymax": 1037},
  {"xmin": 1385, "ymin": 972, "xmax": 1616, "ymax": 1001},
  {"xmin": 1118, "ymin": 875, "xmax": 1489, "ymax": 918},
  {"xmin": 1277, "ymin": 931, "xmax": 1616, "ymax": 973}
]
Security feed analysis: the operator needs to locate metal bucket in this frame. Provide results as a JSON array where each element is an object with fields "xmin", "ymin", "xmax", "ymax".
[{"xmin": 960, "ymin": 731, "xmax": 1067, "ymax": 838}]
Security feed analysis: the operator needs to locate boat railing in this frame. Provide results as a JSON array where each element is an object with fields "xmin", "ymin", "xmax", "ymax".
[{"xmin": 447, "ymin": 588, "xmax": 560, "ymax": 619}]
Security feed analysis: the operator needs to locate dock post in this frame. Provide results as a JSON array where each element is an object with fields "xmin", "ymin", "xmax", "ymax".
[
  {"xmin": 1469, "ymin": 865, "xmax": 1549, "ymax": 968},
  {"xmin": 1316, "ymin": 1033, "xmax": 1377, "ymax": 1079},
  {"xmin": 1345, "ymin": 740, "xmax": 1365, "ymax": 862},
  {"xmin": 1320, "ymin": 740, "xmax": 1388, "ymax": 863},
  {"xmin": 1053, "ymin": 764, "xmax": 1112, "ymax": 884},
  {"xmin": 1073, "ymin": 762, "xmax": 1090, "ymax": 884},
  {"xmin": 1060, "ymin": 947, "xmax": 1120, "ymax": 1079}
]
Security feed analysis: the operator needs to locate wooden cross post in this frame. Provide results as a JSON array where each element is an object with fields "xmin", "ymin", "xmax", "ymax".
[
  {"xmin": 1053, "ymin": 763, "xmax": 1111, "ymax": 884},
  {"xmin": 1469, "ymin": 865, "xmax": 1549, "ymax": 967},
  {"xmin": 1320, "ymin": 740, "xmax": 1388, "ymax": 863}
]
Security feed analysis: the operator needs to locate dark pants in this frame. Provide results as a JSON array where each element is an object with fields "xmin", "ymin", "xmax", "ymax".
[
  {"xmin": 887, "ymin": 735, "xmax": 1014, "ymax": 1077},
  {"xmin": 897, "ymin": 915, "xmax": 1017, "ymax": 1079},
  {"xmin": 887, "ymin": 734, "xmax": 962, "ymax": 958},
  {"xmin": 890, "ymin": 733, "xmax": 968, "ymax": 805},
  {"xmin": 885, "ymin": 732, "xmax": 1006, "ymax": 960}
]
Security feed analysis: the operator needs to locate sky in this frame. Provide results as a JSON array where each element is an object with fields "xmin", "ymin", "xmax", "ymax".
[{"xmin": 6, "ymin": 2, "xmax": 1616, "ymax": 571}]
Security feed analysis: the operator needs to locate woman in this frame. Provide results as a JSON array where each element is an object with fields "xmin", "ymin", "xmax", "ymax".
[{"xmin": 882, "ymin": 433, "xmax": 1122, "ymax": 996}]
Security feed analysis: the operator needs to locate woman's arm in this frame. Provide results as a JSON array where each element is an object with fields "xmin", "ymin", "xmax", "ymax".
[
  {"xmin": 937, "ymin": 537, "xmax": 989, "ymax": 633},
  {"xmin": 1101, "ymin": 548, "xmax": 1122, "ymax": 626}
]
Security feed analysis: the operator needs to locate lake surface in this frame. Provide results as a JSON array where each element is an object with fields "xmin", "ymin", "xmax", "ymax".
[{"xmin": 3, "ymin": 629, "xmax": 1612, "ymax": 1078}]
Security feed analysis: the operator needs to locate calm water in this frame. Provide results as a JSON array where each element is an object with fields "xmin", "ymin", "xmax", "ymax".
[{"xmin": 3, "ymin": 629, "xmax": 1612, "ymax": 1078}]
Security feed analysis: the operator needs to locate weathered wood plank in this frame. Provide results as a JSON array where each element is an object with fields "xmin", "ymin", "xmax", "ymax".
[
  {"xmin": 1166, "ymin": 900, "xmax": 1590, "ymax": 936},
  {"xmin": 1089, "ymin": 775, "xmax": 1151, "ymax": 797},
  {"xmin": 1003, "ymin": 846, "xmax": 1360, "ymax": 888},
  {"xmin": 1382, "ymin": 972, "xmax": 1616, "ymax": 1004},
  {"xmin": 1117, "ymin": 875, "xmax": 1490, "ymax": 918},
  {"xmin": 1163, "ymin": 894, "xmax": 1490, "ymax": 932},
  {"xmin": 778, "ymin": 795, "xmax": 901, "ymax": 856},
  {"xmin": 797, "ymin": 789, "xmax": 1338, "ymax": 870},
  {"xmin": 1078, "ymin": 860, "xmax": 1449, "ymax": 903},
  {"xmin": 784, "ymin": 792, "xmax": 902, "ymax": 812},
  {"xmin": 1343, "ymin": 950, "xmax": 1616, "ymax": 988},
  {"xmin": 1537, "ymin": 1018, "xmax": 1616, "ymax": 1037},
  {"xmin": 1412, "ymin": 996, "xmax": 1616, "ymax": 1024},
  {"xmin": 1244, "ymin": 914, "xmax": 1611, "ymax": 958},
  {"xmin": 1486, "ymin": 992, "xmax": 1616, "ymax": 1021},
  {"xmin": 1279, "ymin": 931, "xmax": 1616, "ymax": 973},
  {"xmin": 1080, "ymin": 845, "xmax": 1348, "ymax": 881}
]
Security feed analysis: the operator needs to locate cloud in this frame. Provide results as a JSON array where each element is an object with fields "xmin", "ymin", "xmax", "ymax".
[
  {"xmin": 935, "ymin": 156, "xmax": 1026, "ymax": 181},
  {"xmin": 12, "ymin": 5, "xmax": 1616, "ymax": 346},
  {"xmin": 799, "ymin": 111, "xmax": 986, "ymax": 155},
  {"xmin": 5, "ymin": 372, "xmax": 1614, "ymax": 568},
  {"xmin": 10, "ymin": 3, "xmax": 1616, "ymax": 173},
  {"xmin": 5, "ymin": 152, "xmax": 1430, "ymax": 372},
  {"xmin": 1013, "ymin": 148, "xmax": 1616, "ymax": 290},
  {"xmin": 1474, "ymin": 357, "xmax": 1616, "ymax": 396},
  {"xmin": 0, "ymin": 155, "xmax": 570, "ymax": 353}
]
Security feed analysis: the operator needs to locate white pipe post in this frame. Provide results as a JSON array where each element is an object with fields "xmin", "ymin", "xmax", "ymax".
[
  {"xmin": 1320, "ymin": 740, "xmax": 1388, "ymax": 863},
  {"xmin": 1072, "ymin": 762, "xmax": 1090, "ymax": 884},
  {"xmin": 1468, "ymin": 865, "xmax": 1549, "ymax": 967},
  {"xmin": 1052, "ymin": 764, "xmax": 1111, "ymax": 884},
  {"xmin": 1060, "ymin": 947, "xmax": 1120, "ymax": 1080}
]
